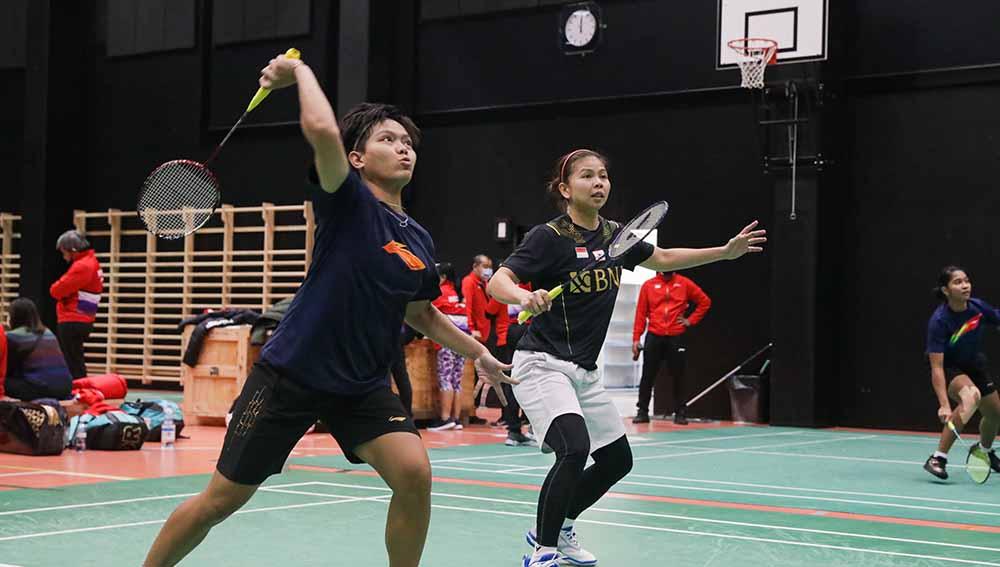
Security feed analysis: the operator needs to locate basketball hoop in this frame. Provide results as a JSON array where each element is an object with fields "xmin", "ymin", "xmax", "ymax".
[{"xmin": 728, "ymin": 38, "xmax": 777, "ymax": 89}]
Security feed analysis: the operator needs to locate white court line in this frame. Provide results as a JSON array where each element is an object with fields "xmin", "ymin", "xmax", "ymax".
[
  {"xmin": 0, "ymin": 492, "xmax": 391, "ymax": 542},
  {"xmin": 6, "ymin": 481, "xmax": 1000, "ymax": 561},
  {"xmin": 429, "ymin": 430, "xmax": 806, "ymax": 465},
  {"xmin": 632, "ymin": 435, "xmax": 877, "ymax": 462},
  {"xmin": 427, "ymin": 463, "xmax": 1000, "ymax": 519},
  {"xmin": 0, "ymin": 472, "xmax": 45, "ymax": 478},
  {"xmin": 0, "ymin": 481, "xmax": 324, "ymax": 517},
  {"xmin": 362, "ymin": 488, "xmax": 1000, "ymax": 554},
  {"xmin": 428, "ymin": 503, "xmax": 1000, "ymax": 566},
  {"xmin": 625, "ymin": 473, "xmax": 1000, "ymax": 510},
  {"xmin": 0, "ymin": 563, "xmax": 25, "ymax": 567},
  {"xmin": 0, "ymin": 467, "xmax": 133, "ymax": 481},
  {"xmin": 743, "ymin": 449, "xmax": 923, "ymax": 465}
]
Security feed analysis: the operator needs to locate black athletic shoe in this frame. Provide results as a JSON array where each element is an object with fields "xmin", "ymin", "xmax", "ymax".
[
  {"xmin": 632, "ymin": 412, "xmax": 650, "ymax": 424},
  {"xmin": 924, "ymin": 455, "xmax": 948, "ymax": 479}
]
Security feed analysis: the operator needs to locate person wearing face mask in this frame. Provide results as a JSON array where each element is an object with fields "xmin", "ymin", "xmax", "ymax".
[
  {"xmin": 462, "ymin": 255, "xmax": 494, "ymax": 424},
  {"xmin": 631, "ymin": 270, "xmax": 711, "ymax": 423},
  {"xmin": 49, "ymin": 229, "xmax": 104, "ymax": 379},
  {"xmin": 462, "ymin": 255, "xmax": 494, "ymax": 344}
]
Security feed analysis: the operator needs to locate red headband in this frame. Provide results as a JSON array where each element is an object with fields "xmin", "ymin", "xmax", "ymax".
[{"xmin": 559, "ymin": 149, "xmax": 594, "ymax": 182}]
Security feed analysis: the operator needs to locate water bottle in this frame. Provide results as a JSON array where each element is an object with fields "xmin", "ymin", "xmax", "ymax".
[
  {"xmin": 162, "ymin": 407, "xmax": 176, "ymax": 449},
  {"xmin": 74, "ymin": 419, "xmax": 87, "ymax": 452}
]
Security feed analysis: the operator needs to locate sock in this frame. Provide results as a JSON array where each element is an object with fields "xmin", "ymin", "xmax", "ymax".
[
  {"xmin": 533, "ymin": 546, "xmax": 558, "ymax": 559},
  {"xmin": 933, "ymin": 451, "xmax": 948, "ymax": 459},
  {"xmin": 562, "ymin": 519, "xmax": 575, "ymax": 531}
]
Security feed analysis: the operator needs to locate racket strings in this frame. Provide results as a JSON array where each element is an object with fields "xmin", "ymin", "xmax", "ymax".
[
  {"xmin": 609, "ymin": 202, "xmax": 668, "ymax": 257},
  {"xmin": 138, "ymin": 161, "xmax": 220, "ymax": 239}
]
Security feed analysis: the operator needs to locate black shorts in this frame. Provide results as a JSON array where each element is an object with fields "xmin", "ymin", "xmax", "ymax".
[
  {"xmin": 216, "ymin": 363, "xmax": 419, "ymax": 485},
  {"xmin": 945, "ymin": 354, "xmax": 997, "ymax": 396}
]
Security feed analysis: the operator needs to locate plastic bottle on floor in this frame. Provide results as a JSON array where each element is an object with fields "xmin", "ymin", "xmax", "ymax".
[
  {"xmin": 74, "ymin": 419, "xmax": 87, "ymax": 452},
  {"xmin": 162, "ymin": 407, "xmax": 176, "ymax": 449}
]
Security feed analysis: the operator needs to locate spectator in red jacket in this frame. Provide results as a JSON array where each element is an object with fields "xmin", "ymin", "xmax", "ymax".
[
  {"xmin": 461, "ymin": 255, "xmax": 492, "ymax": 343},
  {"xmin": 429, "ymin": 262, "xmax": 469, "ymax": 430},
  {"xmin": 462, "ymin": 255, "xmax": 493, "ymax": 424},
  {"xmin": 487, "ymin": 284, "xmax": 538, "ymax": 447},
  {"xmin": 631, "ymin": 271, "xmax": 711, "ymax": 423},
  {"xmin": 49, "ymin": 230, "xmax": 104, "ymax": 378}
]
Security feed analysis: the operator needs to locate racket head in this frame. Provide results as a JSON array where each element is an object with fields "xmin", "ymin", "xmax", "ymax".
[
  {"xmin": 966, "ymin": 445, "xmax": 992, "ymax": 484},
  {"xmin": 137, "ymin": 159, "xmax": 221, "ymax": 239},
  {"xmin": 608, "ymin": 200, "xmax": 669, "ymax": 259}
]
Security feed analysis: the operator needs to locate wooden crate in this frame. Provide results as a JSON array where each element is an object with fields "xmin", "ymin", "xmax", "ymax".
[
  {"xmin": 406, "ymin": 339, "xmax": 475, "ymax": 422},
  {"xmin": 181, "ymin": 325, "xmax": 260, "ymax": 425}
]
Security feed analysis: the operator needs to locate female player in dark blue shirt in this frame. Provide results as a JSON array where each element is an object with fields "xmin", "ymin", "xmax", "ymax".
[
  {"xmin": 488, "ymin": 149, "xmax": 766, "ymax": 567},
  {"xmin": 144, "ymin": 53, "xmax": 516, "ymax": 567},
  {"xmin": 923, "ymin": 266, "xmax": 1000, "ymax": 479}
]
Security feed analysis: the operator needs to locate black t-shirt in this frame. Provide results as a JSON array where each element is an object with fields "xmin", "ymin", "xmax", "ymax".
[
  {"xmin": 501, "ymin": 215, "xmax": 654, "ymax": 370},
  {"xmin": 261, "ymin": 170, "xmax": 440, "ymax": 394}
]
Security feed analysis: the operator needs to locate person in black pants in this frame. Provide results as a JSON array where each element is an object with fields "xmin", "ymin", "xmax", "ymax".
[
  {"xmin": 631, "ymin": 271, "xmax": 711, "ymax": 422},
  {"xmin": 498, "ymin": 320, "xmax": 536, "ymax": 446}
]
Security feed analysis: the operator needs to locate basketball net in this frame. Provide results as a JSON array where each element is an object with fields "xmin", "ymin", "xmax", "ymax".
[{"xmin": 728, "ymin": 38, "xmax": 777, "ymax": 89}]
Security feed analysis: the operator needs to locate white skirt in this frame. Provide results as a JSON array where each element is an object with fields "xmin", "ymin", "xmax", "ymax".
[{"xmin": 511, "ymin": 350, "xmax": 626, "ymax": 453}]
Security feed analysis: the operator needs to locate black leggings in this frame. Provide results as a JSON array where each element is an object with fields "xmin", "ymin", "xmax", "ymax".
[{"xmin": 535, "ymin": 414, "xmax": 634, "ymax": 547}]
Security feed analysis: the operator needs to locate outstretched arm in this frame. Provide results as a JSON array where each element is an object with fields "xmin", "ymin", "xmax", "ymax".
[
  {"xmin": 640, "ymin": 221, "xmax": 767, "ymax": 272},
  {"xmin": 259, "ymin": 54, "xmax": 349, "ymax": 193}
]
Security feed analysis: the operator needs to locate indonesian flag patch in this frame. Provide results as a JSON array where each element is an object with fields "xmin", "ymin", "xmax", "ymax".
[{"xmin": 575, "ymin": 247, "xmax": 589, "ymax": 259}]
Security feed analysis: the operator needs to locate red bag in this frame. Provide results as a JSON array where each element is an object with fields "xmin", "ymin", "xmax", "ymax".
[{"xmin": 72, "ymin": 374, "xmax": 127, "ymax": 400}]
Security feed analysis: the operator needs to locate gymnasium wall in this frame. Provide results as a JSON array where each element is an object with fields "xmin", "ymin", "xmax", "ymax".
[{"xmin": 5, "ymin": 1, "xmax": 1000, "ymax": 428}]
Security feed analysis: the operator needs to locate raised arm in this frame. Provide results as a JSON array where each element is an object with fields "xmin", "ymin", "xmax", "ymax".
[
  {"xmin": 640, "ymin": 221, "xmax": 766, "ymax": 272},
  {"xmin": 259, "ymin": 54, "xmax": 349, "ymax": 193}
]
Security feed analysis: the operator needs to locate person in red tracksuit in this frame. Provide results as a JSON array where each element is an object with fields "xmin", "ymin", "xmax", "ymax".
[
  {"xmin": 462, "ymin": 254, "xmax": 492, "ymax": 424},
  {"xmin": 462, "ymin": 254, "xmax": 493, "ymax": 343},
  {"xmin": 49, "ymin": 230, "xmax": 104, "ymax": 378},
  {"xmin": 631, "ymin": 271, "xmax": 711, "ymax": 423}
]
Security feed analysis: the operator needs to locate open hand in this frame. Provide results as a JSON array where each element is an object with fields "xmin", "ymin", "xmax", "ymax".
[
  {"xmin": 473, "ymin": 353, "xmax": 518, "ymax": 406},
  {"xmin": 723, "ymin": 221, "xmax": 767, "ymax": 260}
]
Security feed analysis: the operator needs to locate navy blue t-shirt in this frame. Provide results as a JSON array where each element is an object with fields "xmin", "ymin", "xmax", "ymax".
[
  {"xmin": 261, "ymin": 170, "xmax": 439, "ymax": 394},
  {"xmin": 926, "ymin": 298, "xmax": 1000, "ymax": 369}
]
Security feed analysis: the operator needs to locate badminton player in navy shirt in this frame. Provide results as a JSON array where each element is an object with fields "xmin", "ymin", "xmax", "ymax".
[
  {"xmin": 923, "ymin": 266, "xmax": 1000, "ymax": 480},
  {"xmin": 145, "ymin": 53, "xmax": 516, "ymax": 567}
]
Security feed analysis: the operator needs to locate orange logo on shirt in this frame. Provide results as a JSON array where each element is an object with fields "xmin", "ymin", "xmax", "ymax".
[{"xmin": 383, "ymin": 241, "xmax": 426, "ymax": 271}]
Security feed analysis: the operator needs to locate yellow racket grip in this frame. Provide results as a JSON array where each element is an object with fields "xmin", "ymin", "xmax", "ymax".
[
  {"xmin": 246, "ymin": 48, "xmax": 302, "ymax": 112},
  {"xmin": 517, "ymin": 285, "xmax": 565, "ymax": 323}
]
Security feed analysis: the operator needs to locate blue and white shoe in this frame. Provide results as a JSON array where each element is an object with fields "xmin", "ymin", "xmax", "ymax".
[
  {"xmin": 526, "ymin": 527, "xmax": 598, "ymax": 566},
  {"xmin": 523, "ymin": 550, "xmax": 563, "ymax": 567}
]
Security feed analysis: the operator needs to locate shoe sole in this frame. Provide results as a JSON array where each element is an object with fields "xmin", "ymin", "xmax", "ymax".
[
  {"xmin": 525, "ymin": 532, "xmax": 597, "ymax": 566},
  {"xmin": 923, "ymin": 462, "xmax": 948, "ymax": 480}
]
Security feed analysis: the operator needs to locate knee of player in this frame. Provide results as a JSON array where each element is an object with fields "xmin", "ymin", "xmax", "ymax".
[
  {"xmin": 393, "ymin": 458, "xmax": 433, "ymax": 495},
  {"xmin": 960, "ymin": 385, "xmax": 982, "ymax": 408},
  {"xmin": 200, "ymin": 492, "xmax": 247, "ymax": 525},
  {"xmin": 549, "ymin": 414, "xmax": 591, "ymax": 463}
]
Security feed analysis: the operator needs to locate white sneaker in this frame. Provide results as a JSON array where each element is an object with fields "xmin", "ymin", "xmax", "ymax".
[
  {"xmin": 522, "ymin": 550, "xmax": 563, "ymax": 567},
  {"xmin": 450, "ymin": 419, "xmax": 464, "ymax": 430},
  {"xmin": 526, "ymin": 527, "xmax": 597, "ymax": 566},
  {"xmin": 428, "ymin": 420, "xmax": 456, "ymax": 432}
]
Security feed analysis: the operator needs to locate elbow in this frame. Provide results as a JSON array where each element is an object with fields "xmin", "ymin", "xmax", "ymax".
[{"xmin": 301, "ymin": 116, "xmax": 340, "ymax": 144}]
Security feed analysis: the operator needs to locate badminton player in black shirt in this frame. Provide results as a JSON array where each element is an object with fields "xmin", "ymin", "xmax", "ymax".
[
  {"xmin": 144, "ymin": 53, "xmax": 516, "ymax": 567},
  {"xmin": 488, "ymin": 149, "xmax": 765, "ymax": 567}
]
